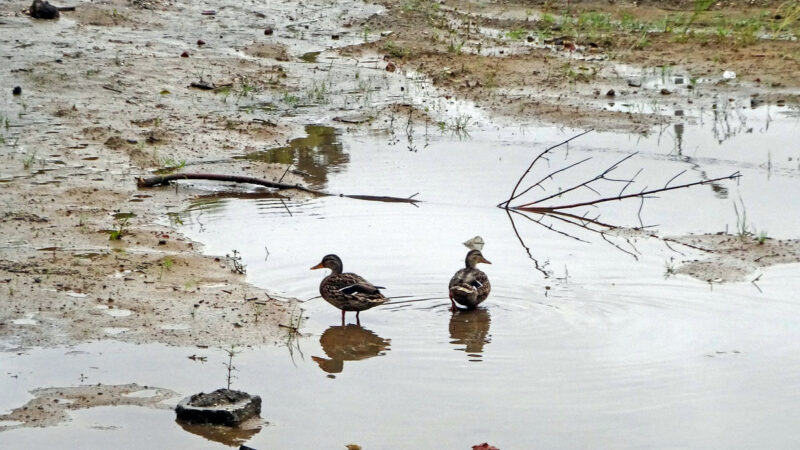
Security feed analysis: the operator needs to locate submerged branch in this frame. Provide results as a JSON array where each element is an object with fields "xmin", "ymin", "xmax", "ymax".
[{"xmin": 136, "ymin": 173, "xmax": 421, "ymax": 204}]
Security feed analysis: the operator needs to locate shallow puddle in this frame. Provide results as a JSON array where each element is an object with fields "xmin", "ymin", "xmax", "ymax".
[{"xmin": 7, "ymin": 117, "xmax": 796, "ymax": 448}]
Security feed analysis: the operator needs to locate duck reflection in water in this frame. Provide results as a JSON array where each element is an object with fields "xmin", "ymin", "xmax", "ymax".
[
  {"xmin": 449, "ymin": 307, "xmax": 491, "ymax": 361},
  {"xmin": 312, "ymin": 324, "xmax": 391, "ymax": 375}
]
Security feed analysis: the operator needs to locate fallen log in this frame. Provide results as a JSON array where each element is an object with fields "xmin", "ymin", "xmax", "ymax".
[{"xmin": 136, "ymin": 173, "xmax": 420, "ymax": 204}]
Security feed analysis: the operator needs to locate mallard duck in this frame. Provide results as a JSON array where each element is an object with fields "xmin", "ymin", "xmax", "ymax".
[
  {"xmin": 449, "ymin": 249, "xmax": 491, "ymax": 310},
  {"xmin": 310, "ymin": 254, "xmax": 388, "ymax": 323}
]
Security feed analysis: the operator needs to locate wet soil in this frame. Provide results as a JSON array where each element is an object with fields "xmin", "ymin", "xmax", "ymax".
[
  {"xmin": 0, "ymin": 383, "xmax": 177, "ymax": 431},
  {"xmin": 1, "ymin": 0, "xmax": 799, "ymax": 447},
  {"xmin": 352, "ymin": 0, "xmax": 800, "ymax": 131}
]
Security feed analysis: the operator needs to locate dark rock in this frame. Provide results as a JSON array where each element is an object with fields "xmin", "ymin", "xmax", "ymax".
[
  {"xmin": 181, "ymin": 51, "xmax": 189, "ymax": 57},
  {"xmin": 264, "ymin": 28, "xmax": 273, "ymax": 35},
  {"xmin": 606, "ymin": 89, "xmax": 615, "ymax": 97},
  {"xmin": 175, "ymin": 389, "xmax": 261, "ymax": 426},
  {"xmin": 526, "ymin": 36, "xmax": 534, "ymax": 42},
  {"xmin": 30, "ymin": 0, "xmax": 59, "ymax": 19},
  {"xmin": 627, "ymin": 79, "xmax": 641, "ymax": 88},
  {"xmin": 385, "ymin": 62, "xmax": 396, "ymax": 72},
  {"xmin": 660, "ymin": 88, "xmax": 671, "ymax": 95},
  {"xmin": 196, "ymin": 39, "xmax": 205, "ymax": 46},
  {"xmin": 12, "ymin": 86, "xmax": 22, "ymax": 96},
  {"xmin": 331, "ymin": 34, "xmax": 340, "ymax": 40}
]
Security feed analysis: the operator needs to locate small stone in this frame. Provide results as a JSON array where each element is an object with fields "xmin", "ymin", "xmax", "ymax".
[
  {"xmin": 606, "ymin": 89, "xmax": 615, "ymax": 97},
  {"xmin": 385, "ymin": 62, "xmax": 396, "ymax": 72},
  {"xmin": 196, "ymin": 39, "xmax": 205, "ymax": 46},
  {"xmin": 660, "ymin": 88, "xmax": 671, "ymax": 95},
  {"xmin": 264, "ymin": 28, "xmax": 273, "ymax": 35},
  {"xmin": 627, "ymin": 79, "xmax": 642, "ymax": 88},
  {"xmin": 181, "ymin": 51, "xmax": 189, "ymax": 57},
  {"xmin": 331, "ymin": 34, "xmax": 340, "ymax": 40},
  {"xmin": 12, "ymin": 86, "xmax": 22, "ymax": 96}
]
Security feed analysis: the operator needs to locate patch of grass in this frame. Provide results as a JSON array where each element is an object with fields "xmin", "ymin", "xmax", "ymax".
[
  {"xmin": 22, "ymin": 151, "xmax": 37, "ymax": 170},
  {"xmin": 506, "ymin": 27, "xmax": 528, "ymax": 40},
  {"xmin": 281, "ymin": 90, "xmax": 300, "ymax": 107},
  {"xmin": 108, "ymin": 218, "xmax": 129, "ymax": 241},
  {"xmin": 159, "ymin": 256, "xmax": 174, "ymax": 280},
  {"xmin": 539, "ymin": 12, "xmax": 556, "ymax": 30},
  {"xmin": 447, "ymin": 38, "xmax": 465, "ymax": 54},
  {"xmin": 772, "ymin": 1, "xmax": 800, "ymax": 36},
  {"xmin": 362, "ymin": 25, "xmax": 372, "ymax": 43},
  {"xmin": 305, "ymin": 80, "xmax": 330, "ymax": 104},
  {"xmin": 633, "ymin": 31, "xmax": 651, "ymax": 50},
  {"xmin": 382, "ymin": 40, "xmax": 409, "ymax": 59}
]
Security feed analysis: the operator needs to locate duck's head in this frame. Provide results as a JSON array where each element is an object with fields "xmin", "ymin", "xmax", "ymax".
[
  {"xmin": 311, "ymin": 254, "xmax": 343, "ymax": 274},
  {"xmin": 465, "ymin": 249, "xmax": 491, "ymax": 269}
]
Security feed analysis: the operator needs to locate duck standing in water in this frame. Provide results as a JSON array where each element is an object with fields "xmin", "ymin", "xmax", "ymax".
[
  {"xmin": 311, "ymin": 254, "xmax": 388, "ymax": 324},
  {"xmin": 449, "ymin": 250, "xmax": 492, "ymax": 310}
]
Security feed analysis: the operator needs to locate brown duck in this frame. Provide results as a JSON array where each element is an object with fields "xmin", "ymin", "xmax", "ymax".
[
  {"xmin": 448, "ymin": 249, "xmax": 491, "ymax": 310},
  {"xmin": 311, "ymin": 254, "xmax": 388, "ymax": 324}
]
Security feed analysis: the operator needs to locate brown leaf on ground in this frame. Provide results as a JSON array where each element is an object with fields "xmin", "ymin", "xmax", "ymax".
[{"xmin": 472, "ymin": 443, "xmax": 499, "ymax": 450}]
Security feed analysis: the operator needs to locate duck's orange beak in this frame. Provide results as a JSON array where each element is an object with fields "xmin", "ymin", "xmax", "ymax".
[
  {"xmin": 480, "ymin": 256, "xmax": 492, "ymax": 264},
  {"xmin": 310, "ymin": 262, "xmax": 324, "ymax": 270}
]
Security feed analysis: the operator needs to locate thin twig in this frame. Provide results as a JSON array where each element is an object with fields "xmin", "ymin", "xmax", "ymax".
[
  {"xmin": 518, "ymin": 172, "xmax": 741, "ymax": 212},
  {"xmin": 517, "ymin": 152, "xmax": 639, "ymax": 208},
  {"xmin": 500, "ymin": 129, "xmax": 593, "ymax": 208}
]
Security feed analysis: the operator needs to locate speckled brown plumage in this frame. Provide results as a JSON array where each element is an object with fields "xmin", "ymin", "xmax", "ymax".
[
  {"xmin": 449, "ymin": 250, "xmax": 491, "ymax": 310},
  {"xmin": 311, "ymin": 254, "xmax": 387, "ymax": 323}
]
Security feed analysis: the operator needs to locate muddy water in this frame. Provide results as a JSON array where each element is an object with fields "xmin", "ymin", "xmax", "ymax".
[
  {"xmin": 175, "ymin": 117, "xmax": 800, "ymax": 446},
  {"xmin": 2, "ymin": 104, "xmax": 800, "ymax": 447}
]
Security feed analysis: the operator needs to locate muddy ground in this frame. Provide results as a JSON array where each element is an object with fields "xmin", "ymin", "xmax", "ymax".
[{"xmin": 1, "ymin": 0, "xmax": 799, "ymax": 351}]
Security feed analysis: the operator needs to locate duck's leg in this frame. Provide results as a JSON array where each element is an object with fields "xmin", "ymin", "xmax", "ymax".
[
  {"xmin": 356, "ymin": 311, "xmax": 361, "ymax": 326},
  {"xmin": 449, "ymin": 293, "xmax": 457, "ymax": 312},
  {"xmin": 341, "ymin": 309, "xmax": 345, "ymax": 326}
]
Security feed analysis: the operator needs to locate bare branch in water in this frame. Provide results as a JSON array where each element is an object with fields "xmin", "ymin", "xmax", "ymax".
[{"xmin": 137, "ymin": 173, "xmax": 422, "ymax": 205}]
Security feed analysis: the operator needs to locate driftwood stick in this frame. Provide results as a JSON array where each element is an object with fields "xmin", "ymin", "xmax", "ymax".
[
  {"xmin": 137, "ymin": 173, "xmax": 320, "ymax": 193},
  {"xmin": 136, "ymin": 173, "xmax": 421, "ymax": 204}
]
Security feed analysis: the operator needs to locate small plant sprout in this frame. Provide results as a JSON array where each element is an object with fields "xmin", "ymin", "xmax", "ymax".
[
  {"xmin": 222, "ymin": 345, "xmax": 240, "ymax": 389},
  {"xmin": 226, "ymin": 250, "xmax": 246, "ymax": 274},
  {"xmin": 109, "ymin": 218, "xmax": 129, "ymax": 240},
  {"xmin": 664, "ymin": 258, "xmax": 677, "ymax": 279},
  {"xmin": 22, "ymin": 151, "xmax": 37, "ymax": 170},
  {"xmin": 159, "ymin": 256, "xmax": 175, "ymax": 279}
]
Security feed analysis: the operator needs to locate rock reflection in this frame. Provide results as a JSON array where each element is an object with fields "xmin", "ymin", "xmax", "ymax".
[
  {"xmin": 311, "ymin": 324, "xmax": 391, "ymax": 375},
  {"xmin": 175, "ymin": 418, "xmax": 262, "ymax": 447},
  {"xmin": 240, "ymin": 125, "xmax": 348, "ymax": 189},
  {"xmin": 449, "ymin": 308, "xmax": 491, "ymax": 361}
]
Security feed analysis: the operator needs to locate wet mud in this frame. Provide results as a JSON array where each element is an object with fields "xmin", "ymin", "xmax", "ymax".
[{"xmin": 1, "ymin": 0, "xmax": 800, "ymax": 447}]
